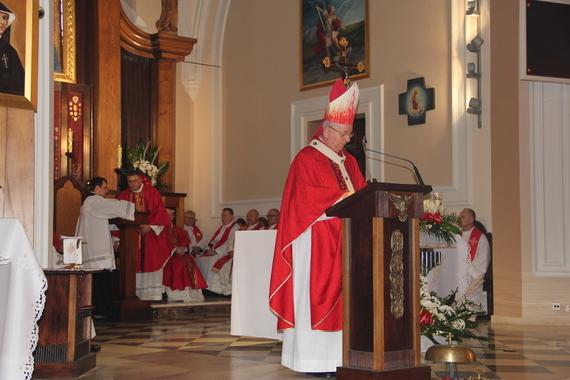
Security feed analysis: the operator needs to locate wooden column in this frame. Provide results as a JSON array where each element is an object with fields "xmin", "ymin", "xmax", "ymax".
[
  {"xmin": 93, "ymin": 0, "xmax": 122, "ymax": 190},
  {"xmin": 153, "ymin": 57, "xmax": 176, "ymax": 187}
]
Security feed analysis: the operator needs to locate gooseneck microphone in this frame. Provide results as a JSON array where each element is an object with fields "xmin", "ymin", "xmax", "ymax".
[{"xmin": 362, "ymin": 137, "xmax": 426, "ymax": 186}]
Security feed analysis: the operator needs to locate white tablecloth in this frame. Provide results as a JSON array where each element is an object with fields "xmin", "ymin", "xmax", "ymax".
[
  {"xmin": 423, "ymin": 233, "xmax": 471, "ymax": 300},
  {"xmin": 0, "ymin": 218, "xmax": 47, "ymax": 379},
  {"xmin": 230, "ymin": 230, "xmax": 283, "ymax": 340}
]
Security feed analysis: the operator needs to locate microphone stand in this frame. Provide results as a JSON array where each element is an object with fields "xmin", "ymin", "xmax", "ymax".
[{"xmin": 362, "ymin": 137, "xmax": 425, "ymax": 186}]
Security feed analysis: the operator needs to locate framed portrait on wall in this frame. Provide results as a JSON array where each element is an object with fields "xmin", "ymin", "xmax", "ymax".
[
  {"xmin": 300, "ymin": 0, "xmax": 369, "ymax": 91},
  {"xmin": 0, "ymin": 0, "xmax": 39, "ymax": 110},
  {"xmin": 54, "ymin": 0, "xmax": 76, "ymax": 83}
]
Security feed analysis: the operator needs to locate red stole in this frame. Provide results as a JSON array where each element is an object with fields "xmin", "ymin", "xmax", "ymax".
[
  {"xmin": 191, "ymin": 225, "xmax": 204, "ymax": 242},
  {"xmin": 466, "ymin": 227, "xmax": 483, "ymax": 261},
  {"xmin": 246, "ymin": 221, "xmax": 264, "ymax": 230},
  {"xmin": 207, "ymin": 221, "xmax": 237, "ymax": 249},
  {"xmin": 212, "ymin": 255, "xmax": 232, "ymax": 273}
]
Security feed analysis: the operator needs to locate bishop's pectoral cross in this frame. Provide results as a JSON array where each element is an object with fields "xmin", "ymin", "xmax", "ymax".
[
  {"xmin": 1, "ymin": 54, "xmax": 8, "ymax": 69},
  {"xmin": 322, "ymin": 37, "xmax": 365, "ymax": 82}
]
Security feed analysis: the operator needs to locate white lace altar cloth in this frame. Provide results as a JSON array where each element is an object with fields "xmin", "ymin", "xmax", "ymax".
[
  {"xmin": 0, "ymin": 218, "xmax": 47, "ymax": 380},
  {"xmin": 421, "ymin": 232, "xmax": 471, "ymax": 300}
]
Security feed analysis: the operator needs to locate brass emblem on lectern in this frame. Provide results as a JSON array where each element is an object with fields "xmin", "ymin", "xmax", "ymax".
[
  {"xmin": 388, "ymin": 193, "xmax": 413, "ymax": 222},
  {"xmin": 389, "ymin": 229, "xmax": 405, "ymax": 319}
]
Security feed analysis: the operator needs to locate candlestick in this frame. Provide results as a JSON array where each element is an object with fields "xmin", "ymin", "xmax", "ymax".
[
  {"xmin": 117, "ymin": 145, "xmax": 122, "ymax": 169},
  {"xmin": 67, "ymin": 128, "xmax": 74, "ymax": 153}
]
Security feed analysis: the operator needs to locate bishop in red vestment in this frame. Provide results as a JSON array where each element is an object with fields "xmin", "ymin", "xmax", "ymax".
[{"xmin": 269, "ymin": 78, "xmax": 366, "ymax": 374}]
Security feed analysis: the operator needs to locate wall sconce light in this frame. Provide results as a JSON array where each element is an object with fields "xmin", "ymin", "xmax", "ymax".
[
  {"xmin": 466, "ymin": 35, "xmax": 484, "ymax": 52},
  {"xmin": 466, "ymin": 0, "xmax": 482, "ymax": 128},
  {"xmin": 466, "ymin": 0, "xmax": 480, "ymax": 15},
  {"xmin": 466, "ymin": 62, "xmax": 480, "ymax": 78},
  {"xmin": 467, "ymin": 98, "xmax": 482, "ymax": 115}
]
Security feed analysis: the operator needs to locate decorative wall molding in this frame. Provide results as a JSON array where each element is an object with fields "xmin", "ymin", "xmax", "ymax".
[
  {"xmin": 35, "ymin": 0, "xmax": 55, "ymax": 267},
  {"xmin": 440, "ymin": 0, "xmax": 473, "ymax": 207},
  {"xmin": 530, "ymin": 81, "xmax": 570, "ymax": 276},
  {"xmin": 291, "ymin": 85, "xmax": 384, "ymax": 181}
]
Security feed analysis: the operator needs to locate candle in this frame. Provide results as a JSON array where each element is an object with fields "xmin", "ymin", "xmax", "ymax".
[
  {"xmin": 118, "ymin": 145, "xmax": 122, "ymax": 168},
  {"xmin": 67, "ymin": 128, "xmax": 73, "ymax": 153}
]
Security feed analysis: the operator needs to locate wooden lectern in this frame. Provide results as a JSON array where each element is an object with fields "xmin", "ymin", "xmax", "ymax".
[
  {"xmin": 111, "ymin": 212, "xmax": 153, "ymax": 321},
  {"xmin": 326, "ymin": 182, "xmax": 432, "ymax": 380}
]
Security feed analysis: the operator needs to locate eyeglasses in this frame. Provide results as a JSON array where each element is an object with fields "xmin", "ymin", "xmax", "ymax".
[
  {"xmin": 185, "ymin": 217, "xmax": 196, "ymax": 220},
  {"xmin": 327, "ymin": 125, "xmax": 354, "ymax": 139},
  {"xmin": 266, "ymin": 214, "xmax": 278, "ymax": 218}
]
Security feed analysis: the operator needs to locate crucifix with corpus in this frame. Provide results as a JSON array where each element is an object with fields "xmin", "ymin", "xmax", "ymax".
[{"xmin": 322, "ymin": 37, "xmax": 365, "ymax": 86}]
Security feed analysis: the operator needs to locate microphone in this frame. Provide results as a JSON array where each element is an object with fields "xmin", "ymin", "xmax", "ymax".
[{"xmin": 363, "ymin": 137, "xmax": 426, "ymax": 186}]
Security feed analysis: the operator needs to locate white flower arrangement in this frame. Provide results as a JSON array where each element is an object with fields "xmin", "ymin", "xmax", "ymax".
[
  {"xmin": 420, "ymin": 276, "xmax": 488, "ymax": 345},
  {"xmin": 420, "ymin": 193, "xmax": 461, "ymax": 245},
  {"xmin": 125, "ymin": 139, "xmax": 170, "ymax": 189},
  {"xmin": 133, "ymin": 160, "xmax": 160, "ymax": 186}
]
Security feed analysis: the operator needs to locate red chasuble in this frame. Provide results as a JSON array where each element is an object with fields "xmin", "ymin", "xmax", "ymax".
[
  {"xmin": 269, "ymin": 144, "xmax": 366, "ymax": 332},
  {"xmin": 117, "ymin": 184, "xmax": 171, "ymax": 273},
  {"xmin": 163, "ymin": 224, "xmax": 207, "ymax": 290}
]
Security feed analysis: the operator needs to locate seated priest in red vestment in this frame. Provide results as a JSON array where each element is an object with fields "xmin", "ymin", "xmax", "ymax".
[
  {"xmin": 117, "ymin": 171, "xmax": 172, "ymax": 301},
  {"xmin": 183, "ymin": 210, "xmax": 208, "ymax": 255},
  {"xmin": 243, "ymin": 209, "xmax": 265, "ymax": 230},
  {"xmin": 194, "ymin": 208, "xmax": 240, "ymax": 296},
  {"xmin": 265, "ymin": 208, "xmax": 280, "ymax": 230},
  {"xmin": 459, "ymin": 208, "xmax": 490, "ymax": 308},
  {"xmin": 269, "ymin": 78, "xmax": 366, "ymax": 376},
  {"xmin": 163, "ymin": 209, "xmax": 207, "ymax": 302}
]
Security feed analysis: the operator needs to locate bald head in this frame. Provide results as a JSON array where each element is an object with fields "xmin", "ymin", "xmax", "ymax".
[
  {"xmin": 459, "ymin": 208, "xmax": 476, "ymax": 231},
  {"xmin": 246, "ymin": 209, "xmax": 260, "ymax": 226}
]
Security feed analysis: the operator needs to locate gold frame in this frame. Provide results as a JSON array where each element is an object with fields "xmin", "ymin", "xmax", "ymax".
[
  {"xmin": 54, "ymin": 0, "xmax": 75, "ymax": 83},
  {"xmin": 0, "ymin": 0, "xmax": 39, "ymax": 110},
  {"xmin": 299, "ymin": 0, "xmax": 370, "ymax": 91}
]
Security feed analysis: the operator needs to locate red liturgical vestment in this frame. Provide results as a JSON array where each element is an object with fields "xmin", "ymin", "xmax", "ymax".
[
  {"xmin": 163, "ymin": 224, "xmax": 207, "ymax": 291},
  {"xmin": 269, "ymin": 140, "xmax": 366, "ymax": 332},
  {"xmin": 117, "ymin": 183, "xmax": 171, "ymax": 273}
]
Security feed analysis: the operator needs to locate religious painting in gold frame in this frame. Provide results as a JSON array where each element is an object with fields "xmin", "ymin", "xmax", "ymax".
[
  {"xmin": 300, "ymin": 0, "xmax": 369, "ymax": 91},
  {"xmin": 53, "ymin": 0, "xmax": 75, "ymax": 83},
  {"xmin": 0, "ymin": 0, "xmax": 39, "ymax": 110}
]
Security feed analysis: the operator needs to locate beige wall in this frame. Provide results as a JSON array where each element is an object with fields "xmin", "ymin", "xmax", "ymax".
[
  {"xmin": 121, "ymin": 0, "xmax": 570, "ymax": 324},
  {"xmin": 223, "ymin": 0, "xmax": 454, "ymax": 201}
]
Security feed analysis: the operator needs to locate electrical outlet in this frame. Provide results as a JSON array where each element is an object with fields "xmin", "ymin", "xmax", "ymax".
[
  {"xmin": 553, "ymin": 302, "xmax": 561, "ymax": 310},
  {"xmin": 555, "ymin": 341, "xmax": 563, "ymax": 349}
]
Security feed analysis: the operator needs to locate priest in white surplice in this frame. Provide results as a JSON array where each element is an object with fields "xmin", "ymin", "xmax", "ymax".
[
  {"xmin": 195, "ymin": 208, "xmax": 240, "ymax": 295},
  {"xmin": 76, "ymin": 176, "xmax": 135, "ymax": 318}
]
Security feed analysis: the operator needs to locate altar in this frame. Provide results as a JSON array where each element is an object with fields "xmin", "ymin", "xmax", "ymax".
[
  {"xmin": 0, "ymin": 218, "xmax": 47, "ymax": 379},
  {"xmin": 230, "ymin": 230, "xmax": 478, "ymax": 341},
  {"xmin": 421, "ymin": 232, "xmax": 474, "ymax": 303},
  {"xmin": 230, "ymin": 230, "xmax": 282, "ymax": 340}
]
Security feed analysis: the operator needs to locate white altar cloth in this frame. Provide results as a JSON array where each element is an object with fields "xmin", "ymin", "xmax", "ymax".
[
  {"xmin": 423, "ymin": 233, "xmax": 471, "ymax": 300},
  {"xmin": 0, "ymin": 218, "xmax": 47, "ymax": 379},
  {"xmin": 230, "ymin": 230, "xmax": 283, "ymax": 341}
]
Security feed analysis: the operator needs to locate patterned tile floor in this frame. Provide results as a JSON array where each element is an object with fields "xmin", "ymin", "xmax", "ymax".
[{"xmin": 60, "ymin": 304, "xmax": 570, "ymax": 380}]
